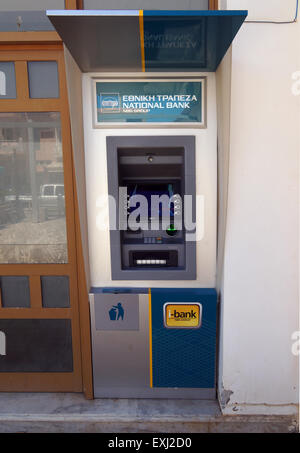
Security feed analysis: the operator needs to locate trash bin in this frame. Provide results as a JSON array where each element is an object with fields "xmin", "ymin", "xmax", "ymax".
[{"xmin": 108, "ymin": 307, "xmax": 117, "ymax": 320}]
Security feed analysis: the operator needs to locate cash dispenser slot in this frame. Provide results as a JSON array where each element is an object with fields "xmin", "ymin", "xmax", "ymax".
[{"xmin": 130, "ymin": 250, "xmax": 178, "ymax": 267}]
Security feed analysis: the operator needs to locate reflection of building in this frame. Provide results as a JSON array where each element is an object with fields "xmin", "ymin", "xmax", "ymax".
[
  {"xmin": 0, "ymin": 140, "xmax": 25, "ymax": 198},
  {"xmin": 36, "ymin": 132, "xmax": 64, "ymax": 187},
  {"xmin": 0, "ymin": 113, "xmax": 63, "ymax": 197}
]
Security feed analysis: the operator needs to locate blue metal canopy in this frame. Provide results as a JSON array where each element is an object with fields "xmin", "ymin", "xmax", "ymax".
[{"xmin": 47, "ymin": 9, "xmax": 247, "ymax": 72}]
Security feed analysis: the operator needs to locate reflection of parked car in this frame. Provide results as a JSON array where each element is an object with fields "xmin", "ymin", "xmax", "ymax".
[{"xmin": 39, "ymin": 184, "xmax": 65, "ymax": 219}]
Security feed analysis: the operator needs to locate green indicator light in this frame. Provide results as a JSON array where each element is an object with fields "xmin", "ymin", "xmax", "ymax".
[
  {"xmin": 167, "ymin": 224, "xmax": 175, "ymax": 231},
  {"xmin": 166, "ymin": 224, "xmax": 177, "ymax": 236}
]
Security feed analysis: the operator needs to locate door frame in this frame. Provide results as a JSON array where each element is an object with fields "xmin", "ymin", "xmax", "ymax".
[{"xmin": 0, "ymin": 45, "xmax": 92, "ymax": 396}]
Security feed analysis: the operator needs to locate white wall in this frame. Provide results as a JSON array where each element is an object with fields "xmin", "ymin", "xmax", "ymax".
[
  {"xmin": 219, "ymin": 0, "xmax": 299, "ymax": 415},
  {"xmin": 82, "ymin": 73, "xmax": 217, "ymax": 288}
]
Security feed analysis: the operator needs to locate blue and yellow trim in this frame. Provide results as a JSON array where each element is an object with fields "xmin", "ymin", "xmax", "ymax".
[
  {"xmin": 139, "ymin": 10, "xmax": 146, "ymax": 72},
  {"xmin": 138, "ymin": 10, "xmax": 247, "ymax": 72},
  {"xmin": 47, "ymin": 9, "xmax": 248, "ymax": 72}
]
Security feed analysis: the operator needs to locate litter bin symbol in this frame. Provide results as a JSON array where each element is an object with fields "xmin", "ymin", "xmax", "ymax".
[
  {"xmin": 109, "ymin": 307, "xmax": 117, "ymax": 320},
  {"xmin": 108, "ymin": 303, "xmax": 124, "ymax": 321}
]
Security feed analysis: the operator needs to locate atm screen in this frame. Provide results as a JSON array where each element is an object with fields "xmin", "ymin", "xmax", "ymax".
[{"xmin": 125, "ymin": 182, "xmax": 178, "ymax": 217}]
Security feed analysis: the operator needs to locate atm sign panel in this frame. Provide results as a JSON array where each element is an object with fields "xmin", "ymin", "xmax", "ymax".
[{"xmin": 163, "ymin": 303, "xmax": 202, "ymax": 329}]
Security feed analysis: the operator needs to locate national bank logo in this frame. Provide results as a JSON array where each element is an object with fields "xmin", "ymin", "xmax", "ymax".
[
  {"xmin": 99, "ymin": 93, "xmax": 121, "ymax": 113},
  {"xmin": 164, "ymin": 303, "xmax": 202, "ymax": 329}
]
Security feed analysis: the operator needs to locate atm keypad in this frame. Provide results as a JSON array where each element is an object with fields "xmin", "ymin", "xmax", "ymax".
[{"xmin": 144, "ymin": 237, "xmax": 162, "ymax": 244}]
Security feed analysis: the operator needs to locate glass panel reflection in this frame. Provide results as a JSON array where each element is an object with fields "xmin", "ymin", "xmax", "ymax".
[
  {"xmin": 0, "ymin": 276, "xmax": 30, "ymax": 308},
  {"xmin": 41, "ymin": 275, "xmax": 70, "ymax": 308},
  {"xmin": 0, "ymin": 62, "xmax": 17, "ymax": 99},
  {"xmin": 28, "ymin": 61, "xmax": 59, "ymax": 99},
  {"xmin": 0, "ymin": 112, "xmax": 68, "ymax": 263}
]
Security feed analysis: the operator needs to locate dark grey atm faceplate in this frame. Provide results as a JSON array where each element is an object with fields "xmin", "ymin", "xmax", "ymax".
[{"xmin": 107, "ymin": 136, "xmax": 196, "ymax": 280}]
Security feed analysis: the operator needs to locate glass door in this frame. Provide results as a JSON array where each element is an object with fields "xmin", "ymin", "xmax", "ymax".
[{"xmin": 0, "ymin": 48, "xmax": 82, "ymax": 391}]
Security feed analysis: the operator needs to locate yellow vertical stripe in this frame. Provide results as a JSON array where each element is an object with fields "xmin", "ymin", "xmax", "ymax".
[
  {"xmin": 148, "ymin": 288, "xmax": 153, "ymax": 387},
  {"xmin": 139, "ymin": 10, "xmax": 146, "ymax": 72}
]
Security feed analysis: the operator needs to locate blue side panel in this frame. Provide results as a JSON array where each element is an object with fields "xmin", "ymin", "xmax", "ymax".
[
  {"xmin": 143, "ymin": 10, "xmax": 247, "ymax": 72},
  {"xmin": 151, "ymin": 288, "xmax": 217, "ymax": 388}
]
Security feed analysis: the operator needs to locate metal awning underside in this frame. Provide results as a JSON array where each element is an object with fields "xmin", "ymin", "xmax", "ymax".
[{"xmin": 47, "ymin": 10, "xmax": 247, "ymax": 72}]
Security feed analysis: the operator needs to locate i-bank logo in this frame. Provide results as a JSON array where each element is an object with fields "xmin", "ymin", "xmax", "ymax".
[
  {"xmin": 99, "ymin": 93, "xmax": 121, "ymax": 113},
  {"xmin": 163, "ymin": 303, "xmax": 202, "ymax": 329}
]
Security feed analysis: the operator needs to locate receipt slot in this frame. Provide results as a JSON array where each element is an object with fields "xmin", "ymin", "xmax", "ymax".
[{"xmin": 90, "ymin": 288, "xmax": 217, "ymax": 399}]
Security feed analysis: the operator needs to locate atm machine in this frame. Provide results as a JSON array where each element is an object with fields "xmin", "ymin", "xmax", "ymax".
[
  {"xmin": 91, "ymin": 135, "xmax": 216, "ymax": 398},
  {"xmin": 48, "ymin": 8, "xmax": 247, "ymax": 399}
]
